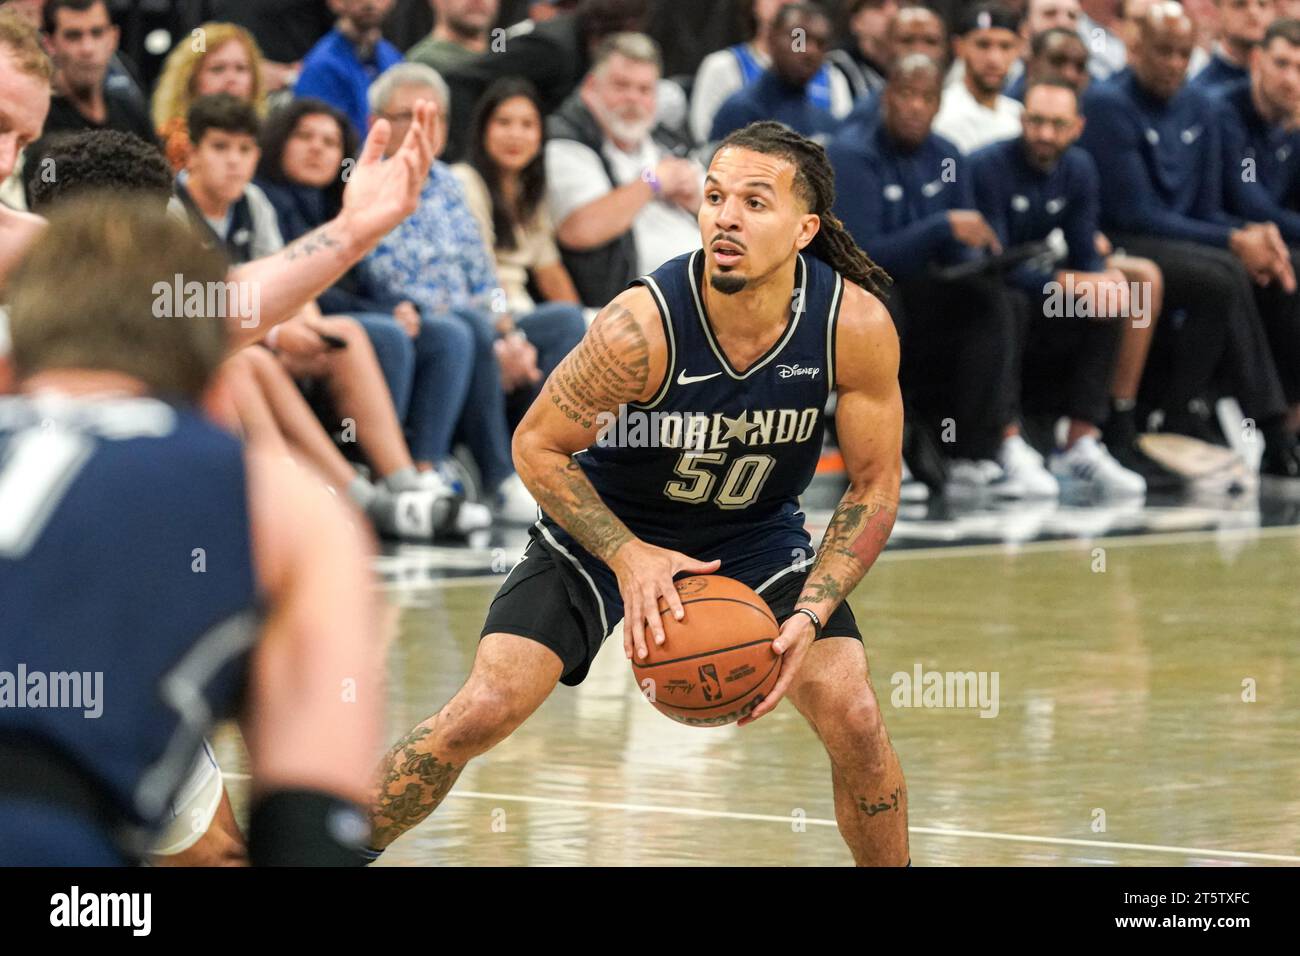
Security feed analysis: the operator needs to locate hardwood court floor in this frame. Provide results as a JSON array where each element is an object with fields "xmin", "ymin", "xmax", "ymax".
[{"xmin": 217, "ymin": 528, "xmax": 1300, "ymax": 866}]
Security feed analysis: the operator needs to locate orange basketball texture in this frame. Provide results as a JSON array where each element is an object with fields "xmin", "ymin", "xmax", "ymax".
[{"xmin": 631, "ymin": 575, "xmax": 781, "ymax": 727}]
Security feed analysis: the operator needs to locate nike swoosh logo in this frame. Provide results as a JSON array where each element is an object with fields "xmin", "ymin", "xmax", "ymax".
[{"xmin": 677, "ymin": 370, "xmax": 723, "ymax": 385}]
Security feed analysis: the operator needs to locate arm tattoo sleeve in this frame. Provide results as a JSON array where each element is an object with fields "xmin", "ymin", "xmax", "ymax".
[
  {"xmin": 797, "ymin": 489, "xmax": 897, "ymax": 615},
  {"xmin": 527, "ymin": 305, "xmax": 652, "ymax": 563}
]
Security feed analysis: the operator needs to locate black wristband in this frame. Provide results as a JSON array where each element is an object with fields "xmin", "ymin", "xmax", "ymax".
[
  {"xmin": 248, "ymin": 789, "xmax": 370, "ymax": 867},
  {"xmin": 792, "ymin": 607, "xmax": 823, "ymax": 637}
]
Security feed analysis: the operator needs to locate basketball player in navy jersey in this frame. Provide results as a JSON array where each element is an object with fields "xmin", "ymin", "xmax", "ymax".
[
  {"xmin": 370, "ymin": 121, "xmax": 909, "ymax": 866},
  {"xmin": 0, "ymin": 197, "xmax": 384, "ymax": 866}
]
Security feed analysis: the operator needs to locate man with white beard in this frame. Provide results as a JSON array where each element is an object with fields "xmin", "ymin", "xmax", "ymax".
[{"xmin": 544, "ymin": 32, "xmax": 703, "ymax": 306}]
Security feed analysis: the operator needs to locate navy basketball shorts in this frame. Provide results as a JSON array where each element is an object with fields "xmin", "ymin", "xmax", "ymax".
[{"xmin": 482, "ymin": 530, "xmax": 861, "ymax": 686}]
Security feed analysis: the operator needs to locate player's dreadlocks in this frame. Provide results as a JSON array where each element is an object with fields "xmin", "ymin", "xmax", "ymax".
[{"xmin": 716, "ymin": 121, "xmax": 892, "ymax": 298}]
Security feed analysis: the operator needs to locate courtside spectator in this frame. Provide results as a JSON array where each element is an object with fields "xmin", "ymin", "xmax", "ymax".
[
  {"xmin": 439, "ymin": 0, "xmax": 649, "ymax": 161},
  {"xmin": 710, "ymin": 4, "xmax": 840, "ymax": 143},
  {"xmin": 1219, "ymin": 18, "xmax": 1300, "ymax": 243},
  {"xmin": 934, "ymin": 5, "xmax": 1024, "ymax": 153},
  {"xmin": 1007, "ymin": 26, "xmax": 1090, "ymax": 99},
  {"xmin": 1079, "ymin": 0, "xmax": 1128, "ymax": 78},
  {"xmin": 152, "ymin": 22, "xmax": 268, "ymax": 172},
  {"xmin": 971, "ymin": 78, "xmax": 1149, "ymax": 496},
  {"xmin": 827, "ymin": 0, "xmax": 898, "ymax": 101},
  {"xmin": 830, "ymin": 55, "xmax": 1051, "ymax": 497},
  {"xmin": 257, "ymin": 97, "xmax": 478, "ymax": 470},
  {"xmin": 545, "ymin": 33, "xmax": 701, "ymax": 305},
  {"xmin": 33, "ymin": 0, "xmax": 154, "ymax": 147},
  {"xmin": 296, "ymin": 0, "xmax": 403, "ymax": 138},
  {"xmin": 838, "ymin": 5, "xmax": 949, "ymax": 138},
  {"xmin": 1189, "ymin": 0, "xmax": 1273, "ymax": 91},
  {"xmin": 452, "ymin": 77, "xmax": 587, "ymax": 421},
  {"xmin": 1080, "ymin": 2, "xmax": 1300, "ymax": 486},
  {"xmin": 361, "ymin": 63, "xmax": 569, "ymax": 522},
  {"xmin": 214, "ymin": 0, "xmax": 334, "ymax": 74},
  {"xmin": 1219, "ymin": 19, "xmax": 1300, "ymax": 421},
  {"xmin": 407, "ymin": 0, "xmax": 499, "ymax": 74},
  {"xmin": 174, "ymin": 95, "xmax": 282, "ymax": 264},
  {"xmin": 690, "ymin": 0, "xmax": 851, "ymax": 145},
  {"xmin": 1000, "ymin": 0, "xmax": 1082, "ymax": 95}
]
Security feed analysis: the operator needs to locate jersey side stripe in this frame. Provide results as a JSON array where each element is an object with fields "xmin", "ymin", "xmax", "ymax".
[
  {"xmin": 826, "ymin": 271, "xmax": 844, "ymax": 395},
  {"xmin": 536, "ymin": 521, "xmax": 611, "ymax": 636}
]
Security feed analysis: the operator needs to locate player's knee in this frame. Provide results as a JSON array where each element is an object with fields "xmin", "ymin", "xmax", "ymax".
[
  {"xmin": 822, "ymin": 694, "xmax": 889, "ymax": 766},
  {"xmin": 443, "ymin": 684, "xmax": 523, "ymax": 756}
]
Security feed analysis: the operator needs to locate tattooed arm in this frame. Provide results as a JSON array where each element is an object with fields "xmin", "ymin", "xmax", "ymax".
[
  {"xmin": 512, "ymin": 289, "xmax": 721, "ymax": 661},
  {"xmin": 740, "ymin": 282, "xmax": 902, "ymax": 725}
]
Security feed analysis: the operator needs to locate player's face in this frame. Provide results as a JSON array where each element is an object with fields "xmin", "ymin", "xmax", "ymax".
[
  {"xmin": 0, "ymin": 50, "xmax": 51, "ymax": 182},
  {"xmin": 282, "ymin": 113, "xmax": 345, "ymax": 189},
  {"xmin": 188, "ymin": 130, "xmax": 260, "ymax": 205},
  {"xmin": 1255, "ymin": 38, "xmax": 1300, "ymax": 119},
  {"xmin": 46, "ymin": 1, "xmax": 116, "ymax": 94},
  {"xmin": 1021, "ymin": 84, "xmax": 1082, "ymax": 170},
  {"xmin": 193, "ymin": 40, "xmax": 255, "ymax": 101},
  {"xmin": 700, "ymin": 147, "xmax": 817, "ymax": 295},
  {"xmin": 958, "ymin": 27, "xmax": 1022, "ymax": 95},
  {"xmin": 484, "ymin": 95, "xmax": 542, "ymax": 174}
]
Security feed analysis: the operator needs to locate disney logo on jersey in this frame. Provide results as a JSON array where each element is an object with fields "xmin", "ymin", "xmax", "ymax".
[
  {"xmin": 776, "ymin": 364, "xmax": 820, "ymax": 380},
  {"xmin": 594, "ymin": 406, "xmax": 820, "ymax": 450}
]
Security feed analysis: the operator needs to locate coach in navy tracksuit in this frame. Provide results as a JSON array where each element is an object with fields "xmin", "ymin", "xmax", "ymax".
[
  {"xmin": 1218, "ymin": 20, "xmax": 1300, "ymax": 416},
  {"xmin": 1078, "ymin": 5, "xmax": 1300, "ymax": 483},
  {"xmin": 828, "ymin": 53, "xmax": 1018, "ymax": 466},
  {"xmin": 972, "ymin": 81, "xmax": 1120, "ymax": 430},
  {"xmin": 1188, "ymin": 0, "xmax": 1264, "ymax": 95},
  {"xmin": 1218, "ymin": 24, "xmax": 1300, "ymax": 244},
  {"xmin": 710, "ymin": 4, "xmax": 841, "ymax": 144}
]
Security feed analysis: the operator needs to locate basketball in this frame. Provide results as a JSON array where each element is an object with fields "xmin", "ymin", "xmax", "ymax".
[{"xmin": 631, "ymin": 575, "xmax": 781, "ymax": 727}]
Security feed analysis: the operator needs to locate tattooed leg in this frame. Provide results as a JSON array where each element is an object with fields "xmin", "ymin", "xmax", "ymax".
[
  {"xmin": 369, "ymin": 633, "xmax": 563, "ymax": 850},
  {"xmin": 370, "ymin": 723, "xmax": 465, "ymax": 850},
  {"xmin": 789, "ymin": 638, "xmax": 909, "ymax": 866}
]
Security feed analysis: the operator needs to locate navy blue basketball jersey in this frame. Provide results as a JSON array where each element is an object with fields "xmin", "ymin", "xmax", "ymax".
[
  {"xmin": 0, "ymin": 394, "xmax": 258, "ymax": 847},
  {"xmin": 538, "ymin": 249, "xmax": 845, "ymax": 624}
]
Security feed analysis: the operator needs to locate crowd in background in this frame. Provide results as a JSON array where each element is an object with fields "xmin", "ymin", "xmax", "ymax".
[{"xmin": 5, "ymin": 0, "xmax": 1300, "ymax": 527}]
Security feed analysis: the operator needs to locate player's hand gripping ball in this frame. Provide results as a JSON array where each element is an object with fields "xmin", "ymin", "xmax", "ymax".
[{"xmin": 631, "ymin": 575, "xmax": 780, "ymax": 727}]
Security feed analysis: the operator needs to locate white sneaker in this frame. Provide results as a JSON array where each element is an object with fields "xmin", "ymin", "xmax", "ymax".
[
  {"xmin": 997, "ymin": 434, "xmax": 1060, "ymax": 499},
  {"xmin": 1050, "ymin": 435, "xmax": 1147, "ymax": 498},
  {"xmin": 494, "ymin": 472, "xmax": 539, "ymax": 525},
  {"xmin": 900, "ymin": 459, "xmax": 930, "ymax": 502},
  {"xmin": 946, "ymin": 458, "xmax": 1005, "ymax": 494}
]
